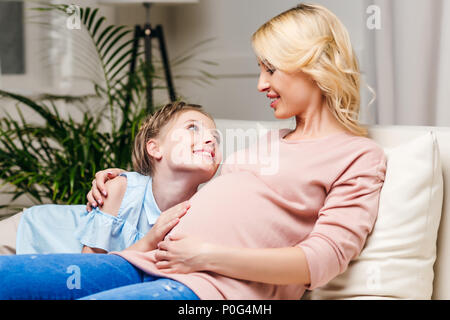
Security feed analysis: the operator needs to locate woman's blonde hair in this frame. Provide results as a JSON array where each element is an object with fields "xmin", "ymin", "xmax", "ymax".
[
  {"xmin": 252, "ymin": 3, "xmax": 368, "ymax": 136},
  {"xmin": 132, "ymin": 101, "xmax": 214, "ymax": 176}
]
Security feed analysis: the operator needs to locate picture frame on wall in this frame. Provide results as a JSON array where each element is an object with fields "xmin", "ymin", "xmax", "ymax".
[{"xmin": 0, "ymin": 1, "xmax": 25, "ymax": 75}]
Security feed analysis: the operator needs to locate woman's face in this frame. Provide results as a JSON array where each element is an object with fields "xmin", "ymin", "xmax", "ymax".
[
  {"xmin": 156, "ymin": 110, "xmax": 222, "ymax": 179},
  {"xmin": 257, "ymin": 60, "xmax": 322, "ymax": 119}
]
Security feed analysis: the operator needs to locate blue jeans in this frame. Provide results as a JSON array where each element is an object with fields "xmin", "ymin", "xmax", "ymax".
[{"xmin": 0, "ymin": 254, "xmax": 199, "ymax": 300}]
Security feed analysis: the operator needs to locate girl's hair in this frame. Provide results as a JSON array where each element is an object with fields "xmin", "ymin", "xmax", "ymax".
[
  {"xmin": 252, "ymin": 3, "xmax": 368, "ymax": 136},
  {"xmin": 132, "ymin": 101, "xmax": 214, "ymax": 176}
]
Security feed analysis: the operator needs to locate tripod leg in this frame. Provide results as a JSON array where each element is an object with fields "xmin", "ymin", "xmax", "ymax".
[
  {"xmin": 125, "ymin": 25, "xmax": 141, "ymax": 113},
  {"xmin": 143, "ymin": 24, "xmax": 153, "ymax": 114},
  {"xmin": 155, "ymin": 25, "xmax": 176, "ymax": 102}
]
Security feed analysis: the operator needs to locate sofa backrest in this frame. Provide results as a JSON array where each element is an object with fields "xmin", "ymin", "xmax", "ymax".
[{"xmin": 214, "ymin": 119, "xmax": 450, "ymax": 299}]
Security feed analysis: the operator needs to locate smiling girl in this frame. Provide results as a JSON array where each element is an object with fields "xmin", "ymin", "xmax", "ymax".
[
  {"xmin": 78, "ymin": 101, "xmax": 222, "ymax": 254},
  {"xmin": 7, "ymin": 101, "xmax": 221, "ymax": 255}
]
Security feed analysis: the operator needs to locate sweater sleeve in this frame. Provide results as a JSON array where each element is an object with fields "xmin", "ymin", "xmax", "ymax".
[{"xmin": 297, "ymin": 147, "xmax": 387, "ymax": 290}]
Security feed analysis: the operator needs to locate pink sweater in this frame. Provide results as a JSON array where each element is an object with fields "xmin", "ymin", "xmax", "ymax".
[{"xmin": 113, "ymin": 129, "xmax": 386, "ymax": 300}]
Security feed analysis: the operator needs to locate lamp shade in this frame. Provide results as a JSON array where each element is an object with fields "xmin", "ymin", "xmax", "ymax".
[{"xmin": 99, "ymin": 0, "xmax": 198, "ymax": 4}]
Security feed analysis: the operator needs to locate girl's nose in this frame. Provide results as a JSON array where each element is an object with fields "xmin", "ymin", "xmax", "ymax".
[{"xmin": 202, "ymin": 130, "xmax": 217, "ymax": 145}]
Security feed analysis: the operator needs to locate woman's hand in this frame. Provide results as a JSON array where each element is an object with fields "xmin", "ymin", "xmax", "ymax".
[
  {"xmin": 86, "ymin": 168, "xmax": 126, "ymax": 212},
  {"xmin": 124, "ymin": 201, "xmax": 190, "ymax": 252},
  {"xmin": 154, "ymin": 234, "xmax": 213, "ymax": 274},
  {"xmin": 155, "ymin": 234, "xmax": 311, "ymax": 285}
]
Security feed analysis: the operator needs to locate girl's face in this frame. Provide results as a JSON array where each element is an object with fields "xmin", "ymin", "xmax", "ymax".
[
  {"xmin": 155, "ymin": 110, "xmax": 222, "ymax": 179},
  {"xmin": 256, "ymin": 60, "xmax": 322, "ymax": 119}
]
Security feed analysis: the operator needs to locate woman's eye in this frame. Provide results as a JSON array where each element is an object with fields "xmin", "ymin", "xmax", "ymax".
[
  {"xmin": 257, "ymin": 62, "xmax": 275, "ymax": 75},
  {"xmin": 265, "ymin": 67, "xmax": 275, "ymax": 75}
]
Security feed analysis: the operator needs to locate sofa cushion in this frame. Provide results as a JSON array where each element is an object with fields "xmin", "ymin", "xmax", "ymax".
[{"xmin": 303, "ymin": 131, "xmax": 443, "ymax": 299}]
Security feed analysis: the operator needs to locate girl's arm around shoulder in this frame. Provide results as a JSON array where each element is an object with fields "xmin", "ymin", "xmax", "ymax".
[
  {"xmin": 81, "ymin": 176, "xmax": 127, "ymax": 254},
  {"xmin": 99, "ymin": 175, "xmax": 127, "ymax": 217}
]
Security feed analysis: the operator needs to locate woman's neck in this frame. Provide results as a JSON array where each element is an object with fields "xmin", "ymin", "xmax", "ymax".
[
  {"xmin": 151, "ymin": 169, "xmax": 200, "ymax": 212},
  {"xmin": 287, "ymin": 99, "xmax": 346, "ymax": 140}
]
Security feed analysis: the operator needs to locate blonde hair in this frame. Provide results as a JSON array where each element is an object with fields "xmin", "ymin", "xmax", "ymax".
[
  {"xmin": 132, "ymin": 101, "xmax": 214, "ymax": 176},
  {"xmin": 252, "ymin": 3, "xmax": 368, "ymax": 136}
]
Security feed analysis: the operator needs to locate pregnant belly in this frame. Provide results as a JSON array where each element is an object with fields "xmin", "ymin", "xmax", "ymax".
[{"xmin": 168, "ymin": 171, "xmax": 301, "ymax": 249}]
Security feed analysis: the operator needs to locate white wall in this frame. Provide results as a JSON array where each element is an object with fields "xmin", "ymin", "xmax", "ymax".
[
  {"xmin": 0, "ymin": 0, "xmax": 116, "ymax": 123},
  {"xmin": 116, "ymin": 0, "xmax": 373, "ymax": 122},
  {"xmin": 2, "ymin": 0, "xmax": 374, "ymax": 122}
]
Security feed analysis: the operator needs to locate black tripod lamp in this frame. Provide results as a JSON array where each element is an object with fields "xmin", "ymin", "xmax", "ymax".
[{"xmin": 99, "ymin": 0, "xmax": 198, "ymax": 113}]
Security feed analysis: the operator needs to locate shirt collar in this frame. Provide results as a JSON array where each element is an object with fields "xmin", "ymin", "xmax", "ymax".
[{"xmin": 143, "ymin": 177, "xmax": 162, "ymax": 225}]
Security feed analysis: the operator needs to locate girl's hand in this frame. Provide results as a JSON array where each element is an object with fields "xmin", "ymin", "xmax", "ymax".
[
  {"xmin": 123, "ymin": 201, "xmax": 190, "ymax": 252},
  {"xmin": 154, "ymin": 234, "xmax": 212, "ymax": 274},
  {"xmin": 143, "ymin": 201, "xmax": 190, "ymax": 250},
  {"xmin": 86, "ymin": 168, "xmax": 126, "ymax": 212}
]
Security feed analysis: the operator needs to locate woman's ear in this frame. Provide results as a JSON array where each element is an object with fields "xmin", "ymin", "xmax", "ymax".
[{"xmin": 146, "ymin": 139, "xmax": 163, "ymax": 161}]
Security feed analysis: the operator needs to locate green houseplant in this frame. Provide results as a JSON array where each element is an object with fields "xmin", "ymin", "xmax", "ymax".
[{"xmin": 0, "ymin": 3, "xmax": 215, "ymax": 216}]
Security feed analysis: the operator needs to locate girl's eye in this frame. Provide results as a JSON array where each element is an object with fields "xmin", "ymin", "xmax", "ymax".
[{"xmin": 187, "ymin": 123, "xmax": 199, "ymax": 131}]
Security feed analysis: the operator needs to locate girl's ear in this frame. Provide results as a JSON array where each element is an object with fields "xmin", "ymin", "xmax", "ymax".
[{"xmin": 146, "ymin": 139, "xmax": 163, "ymax": 161}]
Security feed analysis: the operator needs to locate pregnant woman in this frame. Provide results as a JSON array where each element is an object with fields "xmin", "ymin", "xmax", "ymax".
[{"xmin": 0, "ymin": 3, "xmax": 386, "ymax": 300}]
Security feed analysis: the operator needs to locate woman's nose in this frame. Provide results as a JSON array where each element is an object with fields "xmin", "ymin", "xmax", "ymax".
[{"xmin": 257, "ymin": 73, "xmax": 270, "ymax": 92}]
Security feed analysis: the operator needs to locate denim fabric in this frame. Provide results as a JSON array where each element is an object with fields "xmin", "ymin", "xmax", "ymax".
[{"xmin": 0, "ymin": 254, "xmax": 199, "ymax": 300}]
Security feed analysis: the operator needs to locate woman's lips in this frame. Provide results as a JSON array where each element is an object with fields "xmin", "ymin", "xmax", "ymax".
[
  {"xmin": 267, "ymin": 94, "xmax": 280, "ymax": 109},
  {"xmin": 270, "ymin": 98, "xmax": 280, "ymax": 109}
]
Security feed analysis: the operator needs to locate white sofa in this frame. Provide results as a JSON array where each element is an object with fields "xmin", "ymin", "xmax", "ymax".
[
  {"xmin": 2, "ymin": 118, "xmax": 448, "ymax": 299},
  {"xmin": 214, "ymin": 118, "xmax": 450, "ymax": 300}
]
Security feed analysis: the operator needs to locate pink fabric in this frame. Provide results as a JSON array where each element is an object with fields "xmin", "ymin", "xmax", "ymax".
[{"xmin": 112, "ymin": 129, "xmax": 386, "ymax": 300}]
